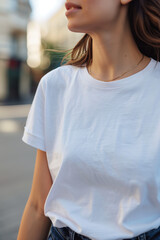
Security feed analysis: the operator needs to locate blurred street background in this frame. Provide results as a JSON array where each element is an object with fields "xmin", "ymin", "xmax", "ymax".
[
  {"xmin": 0, "ymin": 0, "xmax": 84, "ymax": 239},
  {"xmin": 0, "ymin": 104, "xmax": 35, "ymax": 239}
]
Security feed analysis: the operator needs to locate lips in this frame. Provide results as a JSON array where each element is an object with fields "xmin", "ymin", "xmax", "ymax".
[{"xmin": 65, "ymin": 2, "xmax": 82, "ymax": 10}]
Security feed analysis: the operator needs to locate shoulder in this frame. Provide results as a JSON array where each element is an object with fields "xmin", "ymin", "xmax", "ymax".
[
  {"xmin": 148, "ymin": 59, "xmax": 160, "ymax": 98},
  {"xmin": 151, "ymin": 59, "xmax": 160, "ymax": 79},
  {"xmin": 39, "ymin": 64, "xmax": 80, "ymax": 91}
]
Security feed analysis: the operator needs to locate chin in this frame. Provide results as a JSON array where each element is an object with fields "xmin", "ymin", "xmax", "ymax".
[
  {"xmin": 67, "ymin": 23, "xmax": 84, "ymax": 33},
  {"xmin": 67, "ymin": 22, "xmax": 89, "ymax": 34}
]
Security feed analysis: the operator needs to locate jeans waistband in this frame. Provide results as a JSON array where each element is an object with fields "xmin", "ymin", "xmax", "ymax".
[
  {"xmin": 55, "ymin": 226, "xmax": 91, "ymax": 240},
  {"xmin": 51, "ymin": 225, "xmax": 160, "ymax": 240}
]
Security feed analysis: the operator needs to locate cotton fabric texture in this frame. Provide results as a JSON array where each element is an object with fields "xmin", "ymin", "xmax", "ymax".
[{"xmin": 22, "ymin": 58, "xmax": 160, "ymax": 240}]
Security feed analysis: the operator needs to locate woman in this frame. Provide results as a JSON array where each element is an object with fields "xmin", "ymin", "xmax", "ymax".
[{"xmin": 17, "ymin": 0, "xmax": 160, "ymax": 239}]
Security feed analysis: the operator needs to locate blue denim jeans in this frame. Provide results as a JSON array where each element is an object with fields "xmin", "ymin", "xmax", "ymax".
[{"xmin": 47, "ymin": 224, "xmax": 160, "ymax": 240}]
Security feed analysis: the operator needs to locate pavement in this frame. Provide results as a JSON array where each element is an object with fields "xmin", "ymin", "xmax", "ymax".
[{"xmin": 0, "ymin": 104, "xmax": 36, "ymax": 240}]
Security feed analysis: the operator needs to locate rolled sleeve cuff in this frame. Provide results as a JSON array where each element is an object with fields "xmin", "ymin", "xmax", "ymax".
[{"xmin": 22, "ymin": 127, "xmax": 46, "ymax": 152}]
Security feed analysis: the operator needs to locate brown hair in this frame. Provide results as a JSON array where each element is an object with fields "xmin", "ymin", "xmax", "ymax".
[
  {"xmin": 52, "ymin": 0, "xmax": 160, "ymax": 67},
  {"xmin": 128, "ymin": 0, "xmax": 160, "ymax": 62}
]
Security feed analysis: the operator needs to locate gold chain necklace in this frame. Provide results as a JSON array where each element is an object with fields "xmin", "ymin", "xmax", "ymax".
[{"xmin": 88, "ymin": 54, "xmax": 144, "ymax": 82}]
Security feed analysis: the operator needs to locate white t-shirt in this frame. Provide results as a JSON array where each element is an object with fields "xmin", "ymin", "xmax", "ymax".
[{"xmin": 22, "ymin": 58, "xmax": 160, "ymax": 240}]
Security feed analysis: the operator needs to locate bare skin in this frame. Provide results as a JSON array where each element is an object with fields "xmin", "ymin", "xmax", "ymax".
[
  {"xmin": 17, "ymin": 150, "xmax": 52, "ymax": 240},
  {"xmin": 65, "ymin": 0, "xmax": 151, "ymax": 82}
]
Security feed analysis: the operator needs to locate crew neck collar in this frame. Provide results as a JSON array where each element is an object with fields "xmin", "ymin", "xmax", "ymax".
[{"xmin": 80, "ymin": 58, "xmax": 156, "ymax": 89}]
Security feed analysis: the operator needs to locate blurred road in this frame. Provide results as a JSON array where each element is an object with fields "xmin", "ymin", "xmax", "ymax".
[{"xmin": 0, "ymin": 104, "xmax": 36, "ymax": 240}]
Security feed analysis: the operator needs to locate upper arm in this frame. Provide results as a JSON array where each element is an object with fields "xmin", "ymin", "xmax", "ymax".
[{"xmin": 28, "ymin": 149, "xmax": 53, "ymax": 214}]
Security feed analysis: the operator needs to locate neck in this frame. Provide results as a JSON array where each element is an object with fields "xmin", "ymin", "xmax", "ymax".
[{"xmin": 88, "ymin": 18, "xmax": 149, "ymax": 82}]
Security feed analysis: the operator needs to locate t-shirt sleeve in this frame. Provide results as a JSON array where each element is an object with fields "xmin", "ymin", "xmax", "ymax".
[{"xmin": 22, "ymin": 77, "xmax": 46, "ymax": 151}]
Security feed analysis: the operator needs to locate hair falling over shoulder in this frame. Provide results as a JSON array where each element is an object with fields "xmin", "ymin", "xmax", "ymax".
[
  {"xmin": 60, "ymin": 0, "xmax": 160, "ymax": 67},
  {"xmin": 128, "ymin": 0, "xmax": 160, "ymax": 62}
]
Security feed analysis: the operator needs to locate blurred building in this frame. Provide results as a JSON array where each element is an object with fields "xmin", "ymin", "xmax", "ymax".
[
  {"xmin": 0, "ymin": 0, "xmax": 32, "ymax": 103},
  {"xmin": 26, "ymin": 5, "xmax": 84, "ymax": 75},
  {"xmin": 41, "ymin": 5, "xmax": 84, "ymax": 49}
]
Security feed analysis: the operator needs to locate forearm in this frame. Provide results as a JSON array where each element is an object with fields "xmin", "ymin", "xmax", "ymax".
[{"xmin": 17, "ymin": 200, "xmax": 51, "ymax": 240}]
